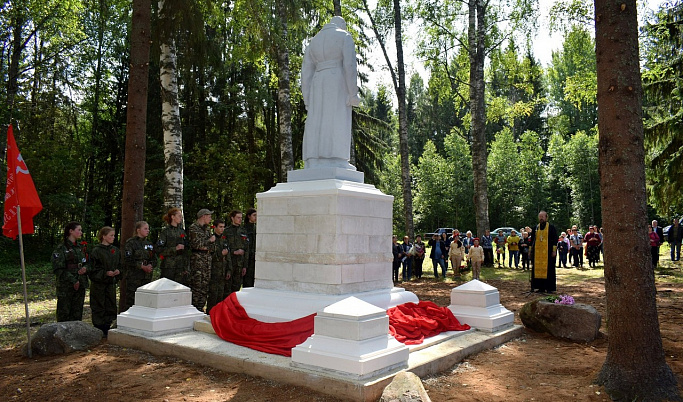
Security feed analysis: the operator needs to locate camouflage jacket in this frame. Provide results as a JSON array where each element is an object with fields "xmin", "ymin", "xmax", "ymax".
[
  {"xmin": 124, "ymin": 236, "xmax": 157, "ymax": 278},
  {"xmin": 189, "ymin": 222, "xmax": 213, "ymax": 251},
  {"xmin": 225, "ymin": 224, "xmax": 249, "ymax": 268},
  {"xmin": 52, "ymin": 240, "xmax": 90, "ymax": 290},
  {"xmin": 244, "ymin": 221, "xmax": 256, "ymax": 257},
  {"xmin": 156, "ymin": 224, "xmax": 189, "ymax": 270},
  {"xmin": 89, "ymin": 243, "xmax": 121, "ymax": 284}
]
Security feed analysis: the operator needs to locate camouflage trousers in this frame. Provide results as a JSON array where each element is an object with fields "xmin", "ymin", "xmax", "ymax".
[
  {"xmin": 90, "ymin": 281, "xmax": 117, "ymax": 327},
  {"xmin": 206, "ymin": 262, "xmax": 229, "ymax": 314},
  {"xmin": 190, "ymin": 253, "xmax": 212, "ymax": 312},
  {"xmin": 56, "ymin": 286, "xmax": 86, "ymax": 322}
]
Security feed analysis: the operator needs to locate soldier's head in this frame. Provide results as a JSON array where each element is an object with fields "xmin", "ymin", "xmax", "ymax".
[
  {"xmin": 330, "ymin": 16, "xmax": 346, "ymax": 30},
  {"xmin": 134, "ymin": 221, "xmax": 149, "ymax": 238},
  {"xmin": 196, "ymin": 209, "xmax": 213, "ymax": 225},
  {"xmin": 229, "ymin": 210, "xmax": 243, "ymax": 226},
  {"xmin": 246, "ymin": 208, "xmax": 257, "ymax": 224},
  {"xmin": 98, "ymin": 226, "xmax": 115, "ymax": 244},
  {"xmin": 214, "ymin": 219, "xmax": 226, "ymax": 235},
  {"xmin": 164, "ymin": 208, "xmax": 183, "ymax": 226},
  {"xmin": 63, "ymin": 221, "xmax": 82, "ymax": 242}
]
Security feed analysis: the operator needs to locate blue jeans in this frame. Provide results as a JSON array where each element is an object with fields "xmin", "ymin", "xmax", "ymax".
[
  {"xmin": 402, "ymin": 258, "xmax": 412, "ymax": 280},
  {"xmin": 671, "ymin": 243, "xmax": 681, "ymax": 261},
  {"xmin": 432, "ymin": 258, "xmax": 446, "ymax": 278},
  {"xmin": 509, "ymin": 250, "xmax": 520, "ymax": 268}
]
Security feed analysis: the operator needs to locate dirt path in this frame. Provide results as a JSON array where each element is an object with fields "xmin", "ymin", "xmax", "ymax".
[{"xmin": 1, "ymin": 275, "xmax": 681, "ymax": 401}]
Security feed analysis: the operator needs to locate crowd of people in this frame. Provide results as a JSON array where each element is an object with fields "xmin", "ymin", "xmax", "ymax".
[
  {"xmin": 50, "ymin": 207, "xmax": 257, "ymax": 337},
  {"xmin": 392, "ymin": 217, "xmax": 683, "ymax": 284}
]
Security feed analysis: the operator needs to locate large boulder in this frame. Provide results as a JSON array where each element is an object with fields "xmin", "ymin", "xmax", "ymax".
[
  {"xmin": 380, "ymin": 371, "xmax": 431, "ymax": 402},
  {"xmin": 519, "ymin": 300, "xmax": 601, "ymax": 342},
  {"xmin": 24, "ymin": 321, "xmax": 102, "ymax": 356}
]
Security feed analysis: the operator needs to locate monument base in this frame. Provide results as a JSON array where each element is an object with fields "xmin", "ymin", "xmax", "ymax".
[{"xmin": 236, "ymin": 286, "xmax": 418, "ymax": 322}]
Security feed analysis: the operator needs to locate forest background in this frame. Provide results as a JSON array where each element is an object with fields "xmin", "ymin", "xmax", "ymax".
[{"xmin": 0, "ymin": 0, "xmax": 681, "ymax": 252}]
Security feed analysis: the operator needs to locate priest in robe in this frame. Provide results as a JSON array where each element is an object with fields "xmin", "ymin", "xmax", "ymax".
[{"xmin": 530, "ymin": 211, "xmax": 559, "ymax": 293}]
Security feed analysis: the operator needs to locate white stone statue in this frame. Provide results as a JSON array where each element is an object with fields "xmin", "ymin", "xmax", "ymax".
[{"xmin": 301, "ymin": 16, "xmax": 360, "ymax": 170}]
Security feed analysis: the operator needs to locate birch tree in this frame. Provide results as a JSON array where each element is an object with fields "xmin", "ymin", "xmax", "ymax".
[{"xmin": 159, "ymin": 0, "xmax": 184, "ymax": 212}]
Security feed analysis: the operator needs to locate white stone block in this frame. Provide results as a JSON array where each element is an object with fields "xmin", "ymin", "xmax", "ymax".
[
  {"xmin": 255, "ymin": 261, "xmax": 293, "ymax": 282},
  {"xmin": 292, "ymin": 263, "xmax": 342, "ymax": 284},
  {"xmin": 341, "ymin": 263, "xmax": 365, "ymax": 284},
  {"xmin": 450, "ymin": 279, "xmax": 501, "ymax": 307},
  {"xmin": 117, "ymin": 278, "xmax": 206, "ymax": 334},
  {"xmin": 364, "ymin": 262, "xmax": 390, "ymax": 282},
  {"xmin": 448, "ymin": 280, "xmax": 514, "ymax": 332},
  {"xmin": 288, "ymin": 196, "xmax": 332, "ymax": 215},
  {"xmin": 133, "ymin": 278, "xmax": 192, "ymax": 308}
]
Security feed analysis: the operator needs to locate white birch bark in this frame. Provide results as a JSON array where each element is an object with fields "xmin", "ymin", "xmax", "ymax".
[{"xmin": 159, "ymin": 0, "xmax": 184, "ymax": 213}]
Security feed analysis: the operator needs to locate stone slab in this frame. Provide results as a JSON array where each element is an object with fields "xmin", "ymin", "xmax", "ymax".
[
  {"xmin": 108, "ymin": 324, "xmax": 523, "ymax": 402},
  {"xmin": 288, "ymin": 167, "xmax": 365, "ymax": 183}
]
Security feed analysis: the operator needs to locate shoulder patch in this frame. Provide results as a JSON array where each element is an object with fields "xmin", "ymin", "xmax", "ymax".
[
  {"xmin": 125, "ymin": 250, "xmax": 132, "ymax": 257},
  {"xmin": 52, "ymin": 253, "xmax": 60, "ymax": 260}
]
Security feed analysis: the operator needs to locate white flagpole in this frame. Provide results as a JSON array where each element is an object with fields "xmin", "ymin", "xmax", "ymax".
[{"xmin": 17, "ymin": 205, "xmax": 32, "ymax": 358}]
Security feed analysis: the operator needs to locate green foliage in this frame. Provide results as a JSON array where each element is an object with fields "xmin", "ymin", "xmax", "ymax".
[
  {"xmin": 642, "ymin": 1, "xmax": 683, "ymax": 215},
  {"xmin": 546, "ymin": 25, "xmax": 598, "ymax": 137}
]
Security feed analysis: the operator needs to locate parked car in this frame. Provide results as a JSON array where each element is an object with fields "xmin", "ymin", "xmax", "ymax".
[
  {"xmin": 491, "ymin": 227, "xmax": 516, "ymax": 238},
  {"xmin": 423, "ymin": 227, "xmax": 454, "ymax": 239}
]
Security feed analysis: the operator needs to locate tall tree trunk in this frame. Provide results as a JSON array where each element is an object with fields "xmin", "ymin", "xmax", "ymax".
[
  {"xmin": 333, "ymin": 0, "xmax": 341, "ymax": 16},
  {"xmin": 468, "ymin": 0, "xmax": 490, "ymax": 237},
  {"xmin": 276, "ymin": 1, "xmax": 293, "ymax": 182},
  {"xmin": 393, "ymin": 0, "xmax": 414, "ymax": 239},
  {"xmin": 159, "ymin": 0, "xmax": 184, "ymax": 214},
  {"xmin": 84, "ymin": 0, "xmax": 107, "ymax": 225},
  {"xmin": 594, "ymin": 1, "xmax": 679, "ymax": 400},
  {"xmin": 6, "ymin": 12, "xmax": 25, "ymax": 120},
  {"xmin": 120, "ymin": 0, "xmax": 152, "ymax": 311}
]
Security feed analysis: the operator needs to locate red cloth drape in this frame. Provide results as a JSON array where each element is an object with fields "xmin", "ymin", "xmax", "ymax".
[
  {"xmin": 388, "ymin": 301, "xmax": 470, "ymax": 345},
  {"xmin": 210, "ymin": 295, "xmax": 471, "ymax": 355},
  {"xmin": 209, "ymin": 293, "xmax": 315, "ymax": 357}
]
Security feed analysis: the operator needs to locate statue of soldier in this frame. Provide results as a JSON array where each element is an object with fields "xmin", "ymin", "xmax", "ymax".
[
  {"xmin": 189, "ymin": 208, "xmax": 216, "ymax": 312},
  {"xmin": 301, "ymin": 16, "xmax": 360, "ymax": 169}
]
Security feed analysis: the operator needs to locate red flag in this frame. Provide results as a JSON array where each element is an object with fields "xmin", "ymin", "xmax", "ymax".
[{"xmin": 3, "ymin": 125, "xmax": 43, "ymax": 239}]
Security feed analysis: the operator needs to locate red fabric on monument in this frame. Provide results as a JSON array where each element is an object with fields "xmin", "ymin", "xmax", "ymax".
[
  {"xmin": 388, "ymin": 301, "xmax": 471, "ymax": 345},
  {"xmin": 209, "ymin": 293, "xmax": 315, "ymax": 357}
]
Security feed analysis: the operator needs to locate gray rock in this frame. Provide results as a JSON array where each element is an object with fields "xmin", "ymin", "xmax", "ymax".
[
  {"xmin": 24, "ymin": 321, "xmax": 103, "ymax": 356},
  {"xmin": 380, "ymin": 371, "xmax": 431, "ymax": 402},
  {"xmin": 519, "ymin": 300, "xmax": 601, "ymax": 342}
]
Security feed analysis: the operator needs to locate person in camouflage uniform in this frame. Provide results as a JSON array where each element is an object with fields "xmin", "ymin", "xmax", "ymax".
[
  {"xmin": 88, "ymin": 226, "xmax": 121, "ymax": 337},
  {"xmin": 225, "ymin": 210, "xmax": 250, "ymax": 294},
  {"xmin": 122, "ymin": 221, "xmax": 157, "ymax": 313},
  {"xmin": 206, "ymin": 219, "xmax": 232, "ymax": 314},
  {"xmin": 189, "ymin": 209, "xmax": 216, "ymax": 312},
  {"xmin": 157, "ymin": 208, "xmax": 190, "ymax": 285},
  {"xmin": 52, "ymin": 222, "xmax": 89, "ymax": 322},
  {"xmin": 243, "ymin": 208, "xmax": 257, "ymax": 288}
]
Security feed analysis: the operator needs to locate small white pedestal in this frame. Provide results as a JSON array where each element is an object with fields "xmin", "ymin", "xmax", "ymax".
[
  {"xmin": 291, "ymin": 297, "xmax": 409, "ymax": 379},
  {"xmin": 448, "ymin": 280, "xmax": 514, "ymax": 332},
  {"xmin": 117, "ymin": 278, "xmax": 206, "ymax": 334}
]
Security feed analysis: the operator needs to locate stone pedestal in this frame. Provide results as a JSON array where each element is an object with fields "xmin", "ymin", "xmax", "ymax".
[
  {"xmin": 237, "ymin": 178, "xmax": 417, "ymax": 322},
  {"xmin": 447, "ymin": 280, "xmax": 514, "ymax": 332},
  {"xmin": 117, "ymin": 278, "xmax": 206, "ymax": 334},
  {"xmin": 291, "ymin": 297, "xmax": 409, "ymax": 379}
]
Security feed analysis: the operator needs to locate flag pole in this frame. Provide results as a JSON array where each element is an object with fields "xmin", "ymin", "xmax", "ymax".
[{"xmin": 17, "ymin": 205, "xmax": 32, "ymax": 358}]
